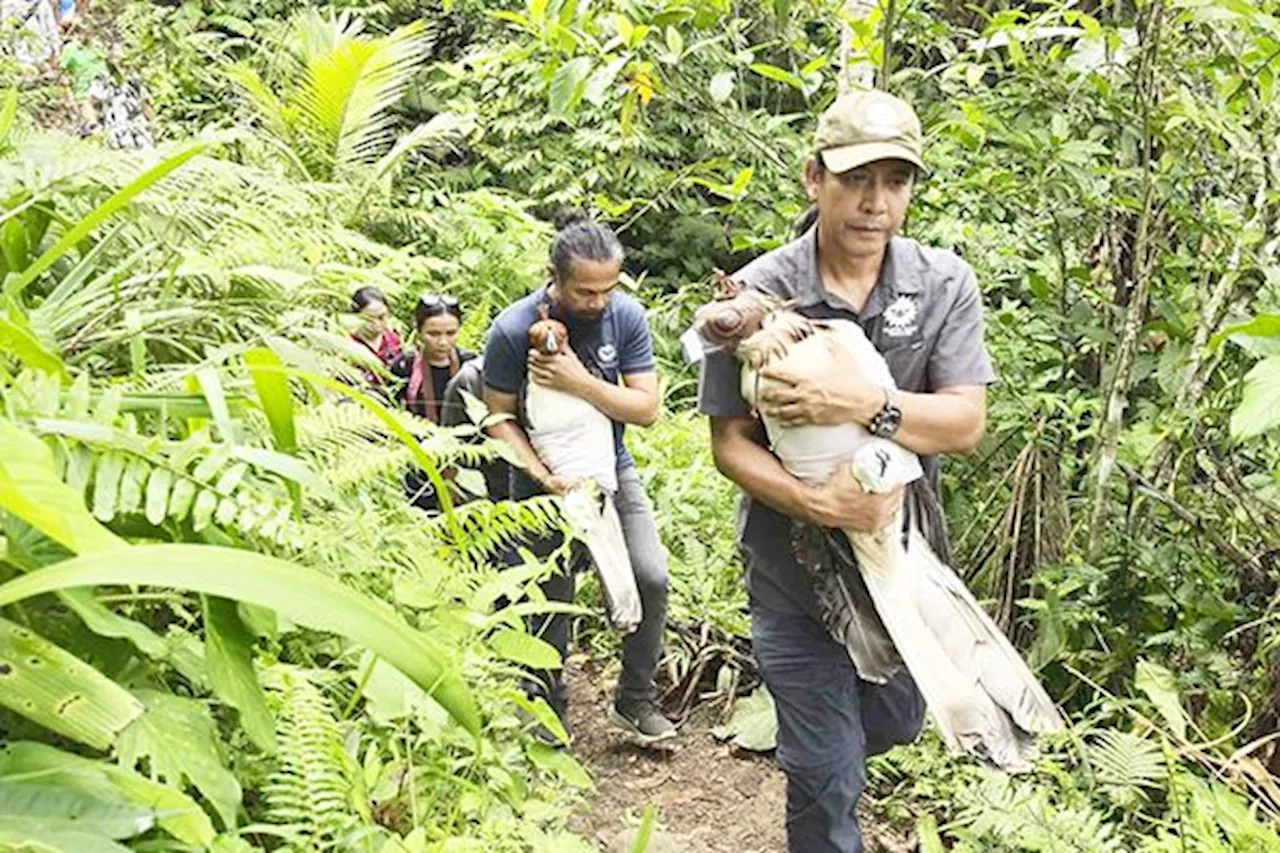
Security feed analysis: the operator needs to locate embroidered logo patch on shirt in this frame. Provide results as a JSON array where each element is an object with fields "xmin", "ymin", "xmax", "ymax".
[
  {"xmin": 596, "ymin": 343, "xmax": 618, "ymax": 365},
  {"xmin": 883, "ymin": 294, "xmax": 920, "ymax": 338}
]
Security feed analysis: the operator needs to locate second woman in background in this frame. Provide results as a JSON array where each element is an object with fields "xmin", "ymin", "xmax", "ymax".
[
  {"xmin": 392, "ymin": 294, "xmax": 474, "ymax": 511},
  {"xmin": 393, "ymin": 293, "xmax": 473, "ymax": 423}
]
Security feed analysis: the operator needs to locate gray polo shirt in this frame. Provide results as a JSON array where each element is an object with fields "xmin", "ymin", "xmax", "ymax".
[{"xmin": 697, "ymin": 228, "xmax": 998, "ymax": 616}]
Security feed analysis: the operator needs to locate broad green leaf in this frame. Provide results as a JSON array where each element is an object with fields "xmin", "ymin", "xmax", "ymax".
[
  {"xmin": 1210, "ymin": 314, "xmax": 1280, "ymax": 349},
  {"xmin": 229, "ymin": 445, "xmax": 331, "ymax": 499},
  {"xmin": 504, "ymin": 688, "xmax": 570, "ymax": 746},
  {"xmin": 584, "ymin": 56, "xmax": 628, "ymax": 107},
  {"xmin": 204, "ymin": 596, "xmax": 275, "ymax": 754},
  {"xmin": 0, "ymin": 618, "xmax": 144, "ymax": 751},
  {"xmin": 709, "ymin": 69, "xmax": 735, "ymax": 103},
  {"xmin": 195, "ymin": 368, "xmax": 236, "ymax": 443},
  {"xmin": 712, "ymin": 684, "xmax": 777, "ymax": 751},
  {"xmin": 0, "ymin": 741, "xmax": 215, "ymax": 846},
  {"xmin": 0, "ymin": 781, "xmax": 152, "ymax": 838},
  {"xmin": 490, "ymin": 9, "xmax": 532, "ymax": 29},
  {"xmin": 1230, "ymin": 356, "xmax": 1280, "ymax": 440},
  {"xmin": 632, "ymin": 804, "xmax": 658, "ymax": 853},
  {"xmin": 116, "ymin": 690, "xmax": 241, "ymax": 830},
  {"xmin": 0, "ymin": 825, "xmax": 131, "ymax": 852},
  {"xmin": 0, "ymin": 513, "xmax": 171, "ymax": 665},
  {"xmin": 749, "ymin": 62, "xmax": 805, "ymax": 91},
  {"xmin": 358, "ymin": 652, "xmax": 449, "ymax": 731},
  {"xmin": 611, "ymin": 13, "xmax": 634, "ymax": 44},
  {"xmin": 549, "ymin": 56, "xmax": 594, "ymax": 117},
  {"xmin": 0, "ymin": 315, "xmax": 68, "ymax": 378},
  {"xmin": 243, "ymin": 348, "xmax": 296, "ymax": 452},
  {"xmin": 487, "ymin": 628, "xmax": 562, "ymax": 670},
  {"xmin": 525, "ymin": 742, "xmax": 592, "ymax": 789},
  {"xmin": 0, "ymin": 544, "xmax": 481, "ymax": 736},
  {"xmin": 665, "ymin": 26, "xmax": 684, "ymax": 58},
  {"xmin": 4, "ymin": 145, "xmax": 205, "ymax": 301},
  {"xmin": 1134, "ymin": 659, "xmax": 1187, "ymax": 740}
]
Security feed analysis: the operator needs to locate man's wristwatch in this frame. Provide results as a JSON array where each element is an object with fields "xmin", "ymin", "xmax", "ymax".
[{"xmin": 869, "ymin": 387, "xmax": 902, "ymax": 438}]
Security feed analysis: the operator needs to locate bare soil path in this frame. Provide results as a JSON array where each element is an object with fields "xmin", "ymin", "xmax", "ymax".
[{"xmin": 563, "ymin": 655, "xmax": 919, "ymax": 852}]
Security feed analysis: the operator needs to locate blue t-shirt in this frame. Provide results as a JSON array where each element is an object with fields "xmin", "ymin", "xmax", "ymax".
[{"xmin": 484, "ymin": 286, "xmax": 656, "ymax": 485}]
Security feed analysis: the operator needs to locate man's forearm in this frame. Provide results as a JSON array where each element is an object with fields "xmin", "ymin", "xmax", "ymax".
[
  {"xmin": 710, "ymin": 420, "xmax": 818, "ymax": 524},
  {"xmin": 850, "ymin": 386, "xmax": 986, "ymax": 456},
  {"xmin": 487, "ymin": 420, "xmax": 551, "ymax": 484},
  {"xmin": 894, "ymin": 389, "xmax": 986, "ymax": 456},
  {"xmin": 576, "ymin": 378, "xmax": 658, "ymax": 427}
]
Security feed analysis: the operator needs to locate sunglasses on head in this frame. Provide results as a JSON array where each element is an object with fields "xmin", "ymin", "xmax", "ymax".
[{"xmin": 419, "ymin": 293, "xmax": 461, "ymax": 316}]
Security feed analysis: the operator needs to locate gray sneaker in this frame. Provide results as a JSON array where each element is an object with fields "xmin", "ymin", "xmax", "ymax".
[{"xmin": 612, "ymin": 697, "xmax": 677, "ymax": 745}]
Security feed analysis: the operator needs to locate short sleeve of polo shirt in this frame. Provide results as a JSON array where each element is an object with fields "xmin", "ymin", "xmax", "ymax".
[
  {"xmin": 617, "ymin": 298, "xmax": 657, "ymax": 376},
  {"xmin": 927, "ymin": 264, "xmax": 998, "ymax": 390},
  {"xmin": 697, "ymin": 350, "xmax": 751, "ymax": 420},
  {"xmin": 696, "ymin": 259, "xmax": 778, "ymax": 421},
  {"xmin": 481, "ymin": 323, "xmax": 526, "ymax": 395}
]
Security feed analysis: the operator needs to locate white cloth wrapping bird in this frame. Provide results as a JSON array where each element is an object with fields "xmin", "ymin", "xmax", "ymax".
[
  {"xmin": 694, "ymin": 293, "xmax": 1064, "ymax": 771},
  {"xmin": 523, "ymin": 330, "xmax": 642, "ymax": 634}
]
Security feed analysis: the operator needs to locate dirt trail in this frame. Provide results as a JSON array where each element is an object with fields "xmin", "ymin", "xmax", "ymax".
[
  {"xmin": 564, "ymin": 655, "xmax": 788, "ymax": 853},
  {"xmin": 564, "ymin": 654, "xmax": 921, "ymax": 852}
]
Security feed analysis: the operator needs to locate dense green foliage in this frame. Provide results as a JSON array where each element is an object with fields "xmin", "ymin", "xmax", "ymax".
[{"xmin": 2, "ymin": 0, "xmax": 1279, "ymax": 849}]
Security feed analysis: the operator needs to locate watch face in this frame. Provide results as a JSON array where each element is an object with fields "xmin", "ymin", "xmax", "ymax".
[{"xmin": 873, "ymin": 404, "xmax": 901, "ymax": 438}]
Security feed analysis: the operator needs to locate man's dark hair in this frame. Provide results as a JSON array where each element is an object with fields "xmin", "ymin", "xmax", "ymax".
[
  {"xmin": 350, "ymin": 286, "xmax": 388, "ymax": 313},
  {"xmin": 549, "ymin": 209, "xmax": 624, "ymax": 282}
]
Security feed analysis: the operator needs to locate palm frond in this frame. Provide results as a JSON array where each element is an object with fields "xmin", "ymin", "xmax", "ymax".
[{"xmin": 290, "ymin": 12, "xmax": 433, "ymax": 179}]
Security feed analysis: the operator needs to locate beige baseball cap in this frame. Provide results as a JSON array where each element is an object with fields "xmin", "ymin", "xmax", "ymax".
[{"xmin": 814, "ymin": 89, "xmax": 928, "ymax": 175}]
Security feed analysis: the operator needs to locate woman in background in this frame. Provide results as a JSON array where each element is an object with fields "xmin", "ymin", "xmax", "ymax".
[
  {"xmin": 393, "ymin": 293, "xmax": 473, "ymax": 423},
  {"xmin": 392, "ymin": 293, "xmax": 475, "ymax": 510},
  {"xmin": 349, "ymin": 286, "xmax": 403, "ymax": 373}
]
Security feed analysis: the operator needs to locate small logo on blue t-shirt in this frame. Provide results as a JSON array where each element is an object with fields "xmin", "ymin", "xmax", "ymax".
[{"xmin": 596, "ymin": 343, "xmax": 618, "ymax": 365}]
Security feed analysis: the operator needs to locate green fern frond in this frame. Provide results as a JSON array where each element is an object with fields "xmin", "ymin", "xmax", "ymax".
[
  {"xmin": 424, "ymin": 495, "xmax": 567, "ymax": 563},
  {"xmin": 957, "ymin": 776, "xmax": 1124, "ymax": 853},
  {"xmin": 262, "ymin": 666, "xmax": 366, "ymax": 850},
  {"xmin": 1086, "ymin": 729, "xmax": 1167, "ymax": 808}
]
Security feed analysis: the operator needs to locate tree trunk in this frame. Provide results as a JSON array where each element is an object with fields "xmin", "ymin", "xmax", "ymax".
[
  {"xmin": 840, "ymin": 0, "xmax": 881, "ymax": 93},
  {"xmin": 1086, "ymin": 0, "xmax": 1165, "ymax": 562}
]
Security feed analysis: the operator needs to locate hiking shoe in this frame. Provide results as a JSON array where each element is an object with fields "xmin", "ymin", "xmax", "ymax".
[{"xmin": 612, "ymin": 697, "xmax": 677, "ymax": 745}]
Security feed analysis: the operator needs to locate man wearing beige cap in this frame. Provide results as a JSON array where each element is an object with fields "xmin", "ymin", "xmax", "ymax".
[{"xmin": 697, "ymin": 89, "xmax": 996, "ymax": 851}]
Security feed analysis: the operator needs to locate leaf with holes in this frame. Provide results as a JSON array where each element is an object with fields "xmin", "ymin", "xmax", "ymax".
[
  {"xmin": 116, "ymin": 690, "xmax": 241, "ymax": 830},
  {"xmin": 749, "ymin": 62, "xmax": 805, "ymax": 91},
  {"xmin": 0, "ymin": 618, "xmax": 144, "ymax": 751},
  {"xmin": 0, "ymin": 419, "xmax": 120, "ymax": 555}
]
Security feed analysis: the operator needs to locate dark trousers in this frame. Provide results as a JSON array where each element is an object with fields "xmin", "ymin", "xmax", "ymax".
[
  {"xmin": 517, "ymin": 466, "xmax": 669, "ymax": 715},
  {"xmin": 752, "ymin": 604, "xmax": 926, "ymax": 853}
]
